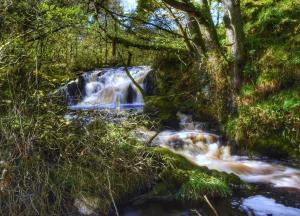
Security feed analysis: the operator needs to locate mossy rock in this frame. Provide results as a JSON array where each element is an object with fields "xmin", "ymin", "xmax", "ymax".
[
  {"xmin": 151, "ymin": 147, "xmax": 245, "ymax": 201},
  {"xmin": 251, "ymin": 137, "xmax": 291, "ymax": 158},
  {"xmin": 151, "ymin": 147, "xmax": 196, "ymax": 170}
]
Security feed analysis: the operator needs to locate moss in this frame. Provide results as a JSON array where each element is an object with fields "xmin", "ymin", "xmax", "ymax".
[
  {"xmin": 150, "ymin": 148, "xmax": 244, "ymax": 201},
  {"xmin": 253, "ymin": 137, "xmax": 290, "ymax": 158},
  {"xmin": 177, "ymin": 171, "xmax": 231, "ymax": 200}
]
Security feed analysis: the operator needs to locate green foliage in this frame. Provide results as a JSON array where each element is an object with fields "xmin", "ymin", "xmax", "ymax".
[
  {"xmin": 145, "ymin": 53, "xmax": 224, "ymax": 124},
  {"xmin": 241, "ymin": 84, "xmax": 256, "ymax": 97},
  {"xmin": 227, "ymin": 88, "xmax": 300, "ymax": 157},
  {"xmin": 177, "ymin": 171, "xmax": 231, "ymax": 200},
  {"xmin": 243, "ymin": 0, "xmax": 300, "ymax": 38},
  {"xmin": 1, "ymin": 0, "xmax": 300, "ymax": 214}
]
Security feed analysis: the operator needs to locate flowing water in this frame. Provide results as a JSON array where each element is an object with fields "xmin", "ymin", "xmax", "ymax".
[
  {"xmin": 67, "ymin": 66, "xmax": 300, "ymax": 216},
  {"xmin": 158, "ymin": 129, "xmax": 300, "ymax": 189}
]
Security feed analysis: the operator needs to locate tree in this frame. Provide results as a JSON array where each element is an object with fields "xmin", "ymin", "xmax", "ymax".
[{"xmin": 223, "ymin": 0, "xmax": 246, "ymax": 91}]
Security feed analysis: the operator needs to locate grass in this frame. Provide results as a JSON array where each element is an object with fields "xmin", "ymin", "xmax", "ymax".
[
  {"xmin": 177, "ymin": 171, "xmax": 231, "ymax": 200},
  {"xmin": 0, "ymin": 93, "xmax": 162, "ymax": 215}
]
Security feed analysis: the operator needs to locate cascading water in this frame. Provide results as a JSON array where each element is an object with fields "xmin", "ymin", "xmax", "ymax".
[
  {"xmin": 157, "ymin": 113, "xmax": 300, "ymax": 189},
  {"xmin": 68, "ymin": 66, "xmax": 151, "ymax": 110}
]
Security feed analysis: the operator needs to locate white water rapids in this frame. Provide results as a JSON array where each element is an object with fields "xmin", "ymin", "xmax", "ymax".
[{"xmin": 157, "ymin": 113, "xmax": 300, "ymax": 190}]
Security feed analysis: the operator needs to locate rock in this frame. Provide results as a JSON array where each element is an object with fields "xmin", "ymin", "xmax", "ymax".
[
  {"xmin": 167, "ymin": 136, "xmax": 186, "ymax": 150},
  {"xmin": 142, "ymin": 69, "xmax": 155, "ymax": 96},
  {"xmin": 59, "ymin": 74, "xmax": 87, "ymax": 105},
  {"xmin": 195, "ymin": 134, "xmax": 207, "ymax": 143},
  {"xmin": 78, "ymin": 74, "xmax": 87, "ymax": 97},
  {"xmin": 131, "ymin": 127, "xmax": 158, "ymax": 145},
  {"xmin": 126, "ymin": 84, "xmax": 137, "ymax": 103},
  {"xmin": 207, "ymin": 134, "xmax": 218, "ymax": 143},
  {"xmin": 74, "ymin": 196, "xmax": 100, "ymax": 215},
  {"xmin": 67, "ymin": 80, "xmax": 80, "ymax": 97}
]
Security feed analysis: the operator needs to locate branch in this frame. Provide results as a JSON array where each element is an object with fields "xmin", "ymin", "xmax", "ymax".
[
  {"xmin": 96, "ymin": 24, "xmax": 185, "ymax": 52},
  {"xmin": 93, "ymin": 1, "xmax": 185, "ymax": 52},
  {"xmin": 100, "ymin": 5, "xmax": 183, "ymax": 38},
  {"xmin": 204, "ymin": 195, "xmax": 219, "ymax": 216},
  {"xmin": 162, "ymin": 0, "xmax": 196, "ymax": 14},
  {"xmin": 26, "ymin": 25, "xmax": 71, "ymax": 42},
  {"xmin": 119, "ymin": 51, "xmax": 145, "ymax": 98},
  {"xmin": 164, "ymin": 3, "xmax": 194, "ymax": 53},
  {"xmin": 106, "ymin": 171, "xmax": 119, "ymax": 216},
  {"xmin": 163, "ymin": 0, "xmax": 211, "ymax": 28}
]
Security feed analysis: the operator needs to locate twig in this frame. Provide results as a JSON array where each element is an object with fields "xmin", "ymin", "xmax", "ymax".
[
  {"xmin": 190, "ymin": 209, "xmax": 203, "ymax": 216},
  {"xmin": 106, "ymin": 171, "xmax": 119, "ymax": 216},
  {"xmin": 118, "ymin": 50, "xmax": 145, "ymax": 97},
  {"xmin": 146, "ymin": 130, "xmax": 161, "ymax": 146},
  {"xmin": 203, "ymin": 195, "xmax": 219, "ymax": 216}
]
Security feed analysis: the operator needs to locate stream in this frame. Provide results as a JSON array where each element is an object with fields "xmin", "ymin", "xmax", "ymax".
[{"xmin": 64, "ymin": 66, "xmax": 300, "ymax": 216}]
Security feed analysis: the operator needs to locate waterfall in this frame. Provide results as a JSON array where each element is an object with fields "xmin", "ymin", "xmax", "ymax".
[
  {"xmin": 157, "ymin": 113, "xmax": 300, "ymax": 189},
  {"xmin": 68, "ymin": 66, "xmax": 151, "ymax": 110}
]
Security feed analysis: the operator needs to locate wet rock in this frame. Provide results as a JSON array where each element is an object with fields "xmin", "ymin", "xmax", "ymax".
[
  {"xmin": 127, "ymin": 84, "xmax": 137, "ymax": 103},
  {"xmin": 61, "ymin": 75, "xmax": 86, "ymax": 105},
  {"xmin": 143, "ymin": 69, "xmax": 155, "ymax": 96},
  {"xmin": 67, "ymin": 81, "xmax": 80, "ymax": 97},
  {"xmin": 77, "ymin": 74, "xmax": 87, "ymax": 97},
  {"xmin": 74, "ymin": 196, "xmax": 101, "ymax": 215},
  {"xmin": 131, "ymin": 127, "xmax": 158, "ymax": 145},
  {"xmin": 168, "ymin": 137, "xmax": 186, "ymax": 150},
  {"xmin": 195, "ymin": 134, "xmax": 207, "ymax": 143},
  {"xmin": 207, "ymin": 134, "xmax": 218, "ymax": 143}
]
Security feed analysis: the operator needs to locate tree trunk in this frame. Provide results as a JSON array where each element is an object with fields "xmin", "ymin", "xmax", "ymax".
[
  {"xmin": 223, "ymin": 0, "xmax": 246, "ymax": 91},
  {"xmin": 187, "ymin": 15, "xmax": 207, "ymax": 55},
  {"xmin": 112, "ymin": 20, "xmax": 118, "ymax": 64},
  {"xmin": 198, "ymin": 0, "xmax": 220, "ymax": 51}
]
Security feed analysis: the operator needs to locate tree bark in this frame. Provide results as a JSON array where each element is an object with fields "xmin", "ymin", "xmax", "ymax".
[
  {"xmin": 187, "ymin": 15, "xmax": 207, "ymax": 55},
  {"xmin": 223, "ymin": 0, "xmax": 246, "ymax": 91},
  {"xmin": 198, "ymin": 0, "xmax": 220, "ymax": 51}
]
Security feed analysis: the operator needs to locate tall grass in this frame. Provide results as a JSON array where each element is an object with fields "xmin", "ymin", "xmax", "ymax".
[{"xmin": 0, "ymin": 88, "xmax": 162, "ymax": 215}]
